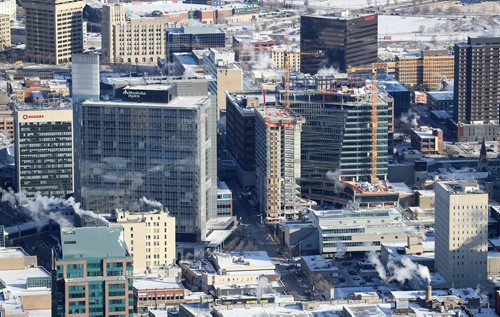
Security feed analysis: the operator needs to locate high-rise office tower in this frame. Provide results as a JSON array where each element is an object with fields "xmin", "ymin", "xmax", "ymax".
[
  {"xmin": 454, "ymin": 37, "xmax": 500, "ymax": 142},
  {"xmin": 286, "ymin": 84, "xmax": 389, "ymax": 186},
  {"xmin": 435, "ymin": 181, "xmax": 488, "ymax": 288},
  {"xmin": 52, "ymin": 226, "xmax": 134, "ymax": 317},
  {"xmin": 24, "ymin": 0, "xmax": 84, "ymax": 65},
  {"xmin": 255, "ymin": 107, "xmax": 304, "ymax": 223},
  {"xmin": 77, "ymin": 82, "xmax": 216, "ymax": 242},
  {"xmin": 23, "ymin": 0, "xmax": 85, "ymax": 64},
  {"xmin": 300, "ymin": 13, "xmax": 378, "ymax": 73},
  {"xmin": 15, "ymin": 107, "xmax": 74, "ymax": 197}
]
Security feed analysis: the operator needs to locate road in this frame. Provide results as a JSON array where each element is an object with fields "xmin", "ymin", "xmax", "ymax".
[{"xmin": 228, "ymin": 180, "xmax": 310, "ymax": 299}]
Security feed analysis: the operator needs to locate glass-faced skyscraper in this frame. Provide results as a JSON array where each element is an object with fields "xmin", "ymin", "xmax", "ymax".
[
  {"xmin": 77, "ymin": 83, "xmax": 217, "ymax": 242},
  {"xmin": 300, "ymin": 13, "xmax": 378, "ymax": 73}
]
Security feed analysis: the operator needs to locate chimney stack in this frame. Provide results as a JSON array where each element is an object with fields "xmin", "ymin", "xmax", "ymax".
[{"xmin": 425, "ymin": 284, "xmax": 432, "ymax": 301}]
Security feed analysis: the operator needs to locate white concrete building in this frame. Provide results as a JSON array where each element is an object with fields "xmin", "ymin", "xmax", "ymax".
[
  {"xmin": 435, "ymin": 181, "xmax": 488, "ymax": 288},
  {"xmin": 309, "ymin": 208, "xmax": 415, "ymax": 256}
]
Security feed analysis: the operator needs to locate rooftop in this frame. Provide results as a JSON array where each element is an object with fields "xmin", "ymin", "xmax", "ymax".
[
  {"xmin": 0, "ymin": 247, "xmax": 28, "ymax": 259},
  {"xmin": 168, "ymin": 25, "xmax": 224, "ymax": 35},
  {"xmin": 344, "ymin": 180, "xmax": 396, "ymax": 195},
  {"xmin": 0, "ymin": 267, "xmax": 50, "ymax": 293},
  {"xmin": 438, "ymin": 181, "xmax": 486, "ymax": 195},
  {"xmin": 212, "ymin": 251, "xmax": 274, "ymax": 272},
  {"xmin": 83, "ymin": 96, "xmax": 210, "ymax": 109},
  {"xmin": 256, "ymin": 107, "xmax": 298, "ymax": 123},
  {"xmin": 59, "ymin": 227, "xmax": 130, "ymax": 260},
  {"xmin": 427, "ymin": 91, "xmax": 454, "ymax": 101},
  {"xmin": 133, "ymin": 277, "xmax": 183, "ymax": 290},
  {"xmin": 301, "ymin": 255, "xmax": 338, "ymax": 272}
]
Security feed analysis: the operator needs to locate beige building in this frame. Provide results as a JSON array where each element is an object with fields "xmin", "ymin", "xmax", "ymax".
[
  {"xmin": 102, "ymin": 4, "xmax": 171, "ymax": 64},
  {"xmin": 255, "ymin": 107, "xmax": 304, "ymax": 223},
  {"xmin": 271, "ymin": 46, "xmax": 301, "ymax": 71},
  {"xmin": 0, "ymin": 105, "xmax": 14, "ymax": 138},
  {"xmin": 422, "ymin": 50, "xmax": 454, "ymax": 90},
  {"xmin": 203, "ymin": 48, "xmax": 243, "ymax": 115},
  {"xmin": 0, "ymin": 14, "xmax": 11, "ymax": 51},
  {"xmin": 111, "ymin": 208, "xmax": 176, "ymax": 276},
  {"xmin": 395, "ymin": 50, "xmax": 453, "ymax": 90},
  {"xmin": 435, "ymin": 181, "xmax": 488, "ymax": 288},
  {"xmin": 24, "ymin": 0, "xmax": 84, "ymax": 64}
]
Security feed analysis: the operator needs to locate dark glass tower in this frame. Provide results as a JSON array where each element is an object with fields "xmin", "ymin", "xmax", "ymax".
[{"xmin": 300, "ymin": 13, "xmax": 378, "ymax": 73}]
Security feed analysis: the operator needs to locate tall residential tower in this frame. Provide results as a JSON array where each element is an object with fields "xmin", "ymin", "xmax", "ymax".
[
  {"xmin": 454, "ymin": 37, "xmax": 500, "ymax": 141},
  {"xmin": 255, "ymin": 107, "xmax": 303, "ymax": 223}
]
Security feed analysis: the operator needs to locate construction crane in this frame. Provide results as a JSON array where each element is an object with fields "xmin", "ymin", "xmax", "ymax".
[{"xmin": 347, "ymin": 62, "xmax": 389, "ymax": 183}]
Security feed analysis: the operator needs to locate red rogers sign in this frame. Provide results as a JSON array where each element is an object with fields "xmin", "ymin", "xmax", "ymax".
[
  {"xmin": 364, "ymin": 15, "xmax": 376, "ymax": 21},
  {"xmin": 22, "ymin": 114, "xmax": 44, "ymax": 120}
]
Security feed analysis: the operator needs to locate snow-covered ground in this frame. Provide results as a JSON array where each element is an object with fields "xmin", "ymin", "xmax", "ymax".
[
  {"xmin": 288, "ymin": 0, "xmax": 413, "ymax": 9},
  {"xmin": 379, "ymin": 15, "xmax": 500, "ymax": 48}
]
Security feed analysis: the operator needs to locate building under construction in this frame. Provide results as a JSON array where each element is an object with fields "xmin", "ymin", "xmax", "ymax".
[
  {"xmin": 255, "ymin": 107, "xmax": 305, "ymax": 223},
  {"xmin": 279, "ymin": 77, "xmax": 390, "ymax": 204}
]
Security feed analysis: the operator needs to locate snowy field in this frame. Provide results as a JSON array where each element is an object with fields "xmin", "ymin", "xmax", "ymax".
[
  {"xmin": 379, "ymin": 15, "xmax": 500, "ymax": 48},
  {"xmin": 289, "ymin": 0, "xmax": 413, "ymax": 9}
]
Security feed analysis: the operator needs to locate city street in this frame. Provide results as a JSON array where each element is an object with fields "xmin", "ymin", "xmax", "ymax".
[{"xmin": 228, "ymin": 181, "xmax": 310, "ymax": 299}]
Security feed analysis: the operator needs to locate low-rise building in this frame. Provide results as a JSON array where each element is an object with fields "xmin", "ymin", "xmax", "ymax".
[
  {"xmin": 111, "ymin": 208, "xmax": 176, "ymax": 276},
  {"xmin": 410, "ymin": 127, "xmax": 444, "ymax": 155},
  {"xmin": 134, "ymin": 277, "xmax": 185, "ymax": 315},
  {"xmin": 0, "ymin": 233, "xmax": 52, "ymax": 316},
  {"xmin": 180, "ymin": 251, "xmax": 281, "ymax": 294},
  {"xmin": 427, "ymin": 91, "xmax": 454, "ymax": 110},
  {"xmin": 309, "ymin": 207, "xmax": 415, "ymax": 256},
  {"xmin": 300, "ymin": 255, "xmax": 339, "ymax": 284},
  {"xmin": 216, "ymin": 182, "xmax": 232, "ymax": 217}
]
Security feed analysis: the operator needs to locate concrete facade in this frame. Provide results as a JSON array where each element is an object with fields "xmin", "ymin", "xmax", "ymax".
[
  {"xmin": 101, "ymin": 4, "xmax": 168, "ymax": 65},
  {"xmin": 15, "ymin": 107, "xmax": 74, "ymax": 197},
  {"xmin": 255, "ymin": 107, "xmax": 303, "ymax": 223},
  {"xmin": 0, "ymin": 0, "xmax": 16, "ymax": 20},
  {"xmin": 0, "ymin": 14, "xmax": 11, "ymax": 51},
  {"xmin": 24, "ymin": 0, "xmax": 84, "ymax": 64},
  {"xmin": 435, "ymin": 181, "xmax": 488, "ymax": 288},
  {"xmin": 111, "ymin": 209, "xmax": 176, "ymax": 276}
]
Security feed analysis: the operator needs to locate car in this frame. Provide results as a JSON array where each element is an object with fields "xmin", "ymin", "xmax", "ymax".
[
  {"xmin": 352, "ymin": 276, "xmax": 361, "ymax": 280},
  {"xmin": 339, "ymin": 277, "xmax": 346, "ymax": 283},
  {"xmin": 342, "ymin": 262, "xmax": 350, "ymax": 267},
  {"xmin": 348, "ymin": 270, "xmax": 356, "ymax": 275}
]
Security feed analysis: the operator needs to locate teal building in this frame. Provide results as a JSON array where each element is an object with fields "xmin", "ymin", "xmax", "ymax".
[{"xmin": 52, "ymin": 226, "xmax": 133, "ymax": 317}]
